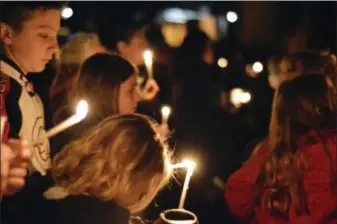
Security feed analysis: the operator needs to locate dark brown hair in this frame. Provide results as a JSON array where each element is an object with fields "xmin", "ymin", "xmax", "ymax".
[
  {"xmin": 257, "ymin": 74, "xmax": 336, "ymax": 219},
  {"xmin": 268, "ymin": 50, "xmax": 337, "ymax": 84},
  {"xmin": 0, "ymin": 2, "xmax": 67, "ymax": 31},
  {"xmin": 69, "ymin": 53, "xmax": 136, "ymax": 123}
]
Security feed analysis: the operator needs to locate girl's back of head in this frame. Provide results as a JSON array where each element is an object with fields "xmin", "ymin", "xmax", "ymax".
[
  {"xmin": 259, "ymin": 74, "xmax": 336, "ymax": 218},
  {"xmin": 270, "ymin": 74, "xmax": 336, "ymax": 137},
  {"xmin": 52, "ymin": 114, "xmax": 172, "ymax": 213},
  {"xmin": 70, "ymin": 53, "xmax": 137, "ymax": 122}
]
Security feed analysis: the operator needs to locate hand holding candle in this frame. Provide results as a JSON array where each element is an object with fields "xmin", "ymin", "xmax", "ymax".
[
  {"xmin": 136, "ymin": 49, "xmax": 160, "ymax": 100},
  {"xmin": 143, "ymin": 49, "xmax": 154, "ymax": 79},
  {"xmin": 45, "ymin": 100, "xmax": 88, "ymax": 139}
]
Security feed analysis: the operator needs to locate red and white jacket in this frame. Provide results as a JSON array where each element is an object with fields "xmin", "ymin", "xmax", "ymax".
[{"xmin": 0, "ymin": 56, "xmax": 50, "ymax": 175}]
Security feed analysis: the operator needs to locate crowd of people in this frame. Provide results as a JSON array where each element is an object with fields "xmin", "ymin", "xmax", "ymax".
[{"xmin": 0, "ymin": 2, "xmax": 336, "ymax": 224}]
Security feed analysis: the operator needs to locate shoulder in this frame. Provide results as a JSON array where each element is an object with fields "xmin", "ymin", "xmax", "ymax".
[
  {"xmin": 0, "ymin": 71, "xmax": 22, "ymax": 98},
  {"xmin": 51, "ymin": 195, "xmax": 130, "ymax": 224}
]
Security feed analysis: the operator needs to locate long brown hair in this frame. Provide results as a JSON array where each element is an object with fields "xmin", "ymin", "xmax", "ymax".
[
  {"xmin": 69, "ymin": 53, "xmax": 136, "ymax": 122},
  {"xmin": 52, "ymin": 114, "xmax": 172, "ymax": 213},
  {"xmin": 257, "ymin": 74, "xmax": 336, "ymax": 219}
]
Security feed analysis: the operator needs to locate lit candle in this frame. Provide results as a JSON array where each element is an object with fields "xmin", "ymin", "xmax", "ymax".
[
  {"xmin": 45, "ymin": 100, "xmax": 88, "ymax": 139},
  {"xmin": 161, "ymin": 105, "xmax": 171, "ymax": 125},
  {"xmin": 143, "ymin": 49, "xmax": 154, "ymax": 79},
  {"xmin": 178, "ymin": 159, "xmax": 196, "ymax": 209}
]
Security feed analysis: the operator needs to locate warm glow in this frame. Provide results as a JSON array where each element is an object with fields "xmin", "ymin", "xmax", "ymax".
[
  {"xmin": 230, "ymin": 88, "xmax": 252, "ymax": 107},
  {"xmin": 170, "ymin": 159, "xmax": 196, "ymax": 170},
  {"xmin": 199, "ymin": 14, "xmax": 218, "ymax": 41},
  {"xmin": 143, "ymin": 50, "xmax": 153, "ymax": 66},
  {"xmin": 61, "ymin": 7, "xmax": 73, "ymax": 20},
  {"xmin": 217, "ymin": 58, "xmax": 228, "ymax": 68},
  {"xmin": 75, "ymin": 100, "xmax": 89, "ymax": 121},
  {"xmin": 182, "ymin": 159, "xmax": 196, "ymax": 171},
  {"xmin": 240, "ymin": 92, "xmax": 251, "ymax": 104},
  {"xmin": 161, "ymin": 23, "xmax": 187, "ymax": 48},
  {"xmin": 161, "ymin": 105, "xmax": 171, "ymax": 118},
  {"xmin": 252, "ymin": 62, "xmax": 264, "ymax": 73},
  {"xmin": 45, "ymin": 100, "xmax": 88, "ymax": 139},
  {"xmin": 226, "ymin": 11, "xmax": 238, "ymax": 23}
]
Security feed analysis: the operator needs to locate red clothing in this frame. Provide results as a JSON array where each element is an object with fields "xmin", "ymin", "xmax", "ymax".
[
  {"xmin": 0, "ymin": 71, "xmax": 10, "ymax": 141},
  {"xmin": 225, "ymin": 129, "xmax": 337, "ymax": 224}
]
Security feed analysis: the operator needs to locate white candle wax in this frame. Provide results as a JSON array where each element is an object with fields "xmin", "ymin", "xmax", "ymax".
[
  {"xmin": 178, "ymin": 160, "xmax": 196, "ymax": 209},
  {"xmin": 45, "ymin": 100, "xmax": 88, "ymax": 139},
  {"xmin": 1, "ymin": 116, "xmax": 7, "ymax": 140}
]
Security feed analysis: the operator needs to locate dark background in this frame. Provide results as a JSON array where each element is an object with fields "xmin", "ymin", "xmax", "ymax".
[{"xmin": 52, "ymin": 2, "xmax": 336, "ymax": 223}]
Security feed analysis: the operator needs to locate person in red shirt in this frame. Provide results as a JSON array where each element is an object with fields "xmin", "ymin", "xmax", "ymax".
[{"xmin": 225, "ymin": 74, "xmax": 336, "ymax": 223}]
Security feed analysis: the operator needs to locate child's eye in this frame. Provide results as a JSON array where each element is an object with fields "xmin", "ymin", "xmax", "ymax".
[{"xmin": 39, "ymin": 34, "xmax": 50, "ymax": 39}]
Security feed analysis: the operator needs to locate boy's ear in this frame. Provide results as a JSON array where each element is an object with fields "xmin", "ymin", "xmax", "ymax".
[{"xmin": 0, "ymin": 23, "xmax": 13, "ymax": 45}]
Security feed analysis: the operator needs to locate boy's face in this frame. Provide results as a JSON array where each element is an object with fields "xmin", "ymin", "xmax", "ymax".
[
  {"xmin": 1, "ymin": 9, "xmax": 61, "ymax": 73},
  {"xmin": 118, "ymin": 30, "xmax": 149, "ymax": 66}
]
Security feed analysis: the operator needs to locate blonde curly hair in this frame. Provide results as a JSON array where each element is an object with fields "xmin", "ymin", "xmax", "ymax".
[{"xmin": 51, "ymin": 114, "xmax": 173, "ymax": 213}]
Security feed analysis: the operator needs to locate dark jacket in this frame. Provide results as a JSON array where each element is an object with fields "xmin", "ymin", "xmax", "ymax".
[{"xmin": 42, "ymin": 195, "xmax": 130, "ymax": 224}]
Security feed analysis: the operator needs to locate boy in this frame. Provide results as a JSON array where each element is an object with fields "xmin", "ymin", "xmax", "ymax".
[
  {"xmin": 98, "ymin": 19, "xmax": 149, "ymax": 67},
  {"xmin": 0, "ymin": 2, "xmax": 65, "ymax": 223},
  {"xmin": 0, "ymin": 2, "xmax": 64, "ymax": 175}
]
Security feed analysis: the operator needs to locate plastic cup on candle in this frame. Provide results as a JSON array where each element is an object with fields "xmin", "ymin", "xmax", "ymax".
[{"xmin": 155, "ymin": 209, "xmax": 198, "ymax": 224}]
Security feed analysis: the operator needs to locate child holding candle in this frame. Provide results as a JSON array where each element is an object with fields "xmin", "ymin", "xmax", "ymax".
[
  {"xmin": 51, "ymin": 53, "xmax": 168, "ymax": 156},
  {"xmin": 97, "ymin": 19, "xmax": 160, "ymax": 101},
  {"xmin": 0, "ymin": 2, "xmax": 65, "ymax": 224},
  {"xmin": 43, "ymin": 114, "xmax": 173, "ymax": 224}
]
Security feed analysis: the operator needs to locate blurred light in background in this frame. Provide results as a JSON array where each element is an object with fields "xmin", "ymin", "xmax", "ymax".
[
  {"xmin": 217, "ymin": 15, "xmax": 229, "ymax": 38},
  {"xmin": 226, "ymin": 11, "xmax": 238, "ymax": 23},
  {"xmin": 58, "ymin": 27, "xmax": 70, "ymax": 36},
  {"xmin": 252, "ymin": 61, "xmax": 264, "ymax": 73},
  {"xmin": 217, "ymin": 58, "xmax": 228, "ymax": 68},
  {"xmin": 230, "ymin": 88, "xmax": 251, "ymax": 108},
  {"xmin": 161, "ymin": 23, "xmax": 187, "ymax": 48},
  {"xmin": 199, "ymin": 14, "xmax": 218, "ymax": 41},
  {"xmin": 161, "ymin": 8, "xmax": 190, "ymax": 23},
  {"xmin": 246, "ymin": 61, "xmax": 264, "ymax": 78},
  {"xmin": 157, "ymin": 7, "xmax": 218, "ymax": 47},
  {"xmin": 61, "ymin": 7, "xmax": 73, "ymax": 20}
]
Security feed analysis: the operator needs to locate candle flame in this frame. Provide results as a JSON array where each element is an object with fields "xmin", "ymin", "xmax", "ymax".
[
  {"xmin": 161, "ymin": 105, "xmax": 171, "ymax": 118},
  {"xmin": 75, "ymin": 100, "xmax": 88, "ymax": 121},
  {"xmin": 182, "ymin": 159, "xmax": 196, "ymax": 171},
  {"xmin": 143, "ymin": 49, "xmax": 153, "ymax": 66}
]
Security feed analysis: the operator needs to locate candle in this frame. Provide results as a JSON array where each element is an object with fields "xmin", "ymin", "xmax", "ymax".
[
  {"xmin": 143, "ymin": 49, "xmax": 154, "ymax": 79},
  {"xmin": 160, "ymin": 105, "xmax": 171, "ymax": 125},
  {"xmin": 1, "ymin": 116, "xmax": 7, "ymax": 140},
  {"xmin": 45, "ymin": 100, "xmax": 88, "ymax": 139},
  {"xmin": 178, "ymin": 159, "xmax": 196, "ymax": 209}
]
